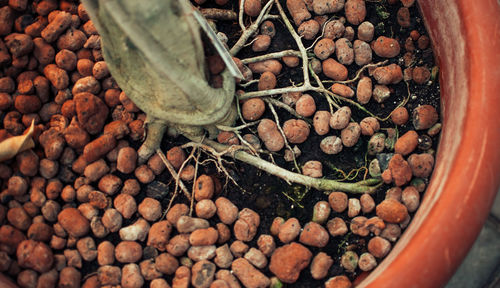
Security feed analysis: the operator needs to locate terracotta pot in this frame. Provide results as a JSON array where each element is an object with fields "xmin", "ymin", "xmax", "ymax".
[
  {"xmin": 357, "ymin": 0, "xmax": 500, "ymax": 287},
  {"xmin": 1, "ymin": 1, "xmax": 499, "ymax": 288}
]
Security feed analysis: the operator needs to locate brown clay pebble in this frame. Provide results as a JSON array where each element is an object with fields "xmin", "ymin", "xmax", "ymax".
[
  {"xmin": 282, "ymin": 55, "xmax": 300, "ymax": 67},
  {"xmin": 115, "ymin": 241, "xmax": 142, "ymax": 263},
  {"xmin": 331, "ymin": 83, "xmax": 355, "ymax": 98},
  {"xmin": 335, "ymin": 38, "xmax": 354, "ymax": 65},
  {"xmin": 359, "ymin": 252, "xmax": 377, "ymax": 271},
  {"xmin": 58, "ymin": 207, "xmax": 89, "ymax": 238},
  {"xmin": 166, "ymin": 146, "xmax": 186, "ymax": 171},
  {"xmin": 310, "ymin": 252, "xmax": 334, "ymax": 280},
  {"xmin": 172, "ymin": 266, "xmax": 191, "ymax": 288},
  {"xmin": 234, "ymin": 208, "xmax": 260, "ymax": 242},
  {"xmin": 325, "ymin": 275, "xmax": 352, "ymax": 288},
  {"xmin": 244, "ymin": 247, "xmax": 267, "ymax": 269},
  {"xmin": 190, "ymin": 227, "xmax": 218, "ymax": 246},
  {"xmin": 147, "ymin": 220, "xmax": 173, "ymax": 251},
  {"xmin": 113, "ymin": 193, "xmax": 137, "ymax": 219},
  {"xmin": 278, "ymin": 217, "xmax": 301, "ymax": 243},
  {"xmin": 286, "ymin": 0, "xmax": 311, "ymax": 26},
  {"xmin": 231, "ymin": 258, "xmax": 270, "ymax": 288},
  {"xmin": 312, "ymin": 201, "xmax": 331, "ymax": 224},
  {"xmin": 384, "ymin": 154, "xmax": 413, "ymax": 186},
  {"xmin": 295, "ymin": 94, "xmax": 316, "ymax": 117},
  {"xmin": 395, "ymin": 130, "xmax": 418, "ymax": 155},
  {"xmin": 302, "ymin": 160, "xmax": 323, "ymax": 178},
  {"xmin": 360, "ymin": 117, "xmax": 380, "ymax": 136},
  {"xmin": 360, "ymin": 193, "xmax": 376, "ymax": 214},
  {"xmin": 413, "ymin": 105, "xmax": 438, "ymax": 130},
  {"xmin": 391, "ymin": 107, "xmax": 409, "ymax": 125},
  {"xmin": 298, "ymin": 19, "xmax": 320, "ymax": 40},
  {"xmin": 252, "ymin": 35, "xmax": 271, "ymax": 52},
  {"xmin": 242, "ymin": 98, "xmax": 265, "ymax": 121},
  {"xmin": 16, "ymin": 240, "xmax": 53, "ymax": 273},
  {"xmin": 313, "ymin": 111, "xmax": 331, "ymax": 135},
  {"xmin": 122, "ymin": 263, "xmax": 144, "ymax": 288},
  {"xmin": 314, "ymin": 38, "xmax": 335, "ymax": 60},
  {"xmin": 166, "ymin": 234, "xmax": 190, "ymax": 257},
  {"xmin": 257, "ymin": 119, "xmax": 284, "ymax": 152},
  {"xmin": 329, "ymin": 192, "xmax": 348, "ymax": 213},
  {"xmin": 117, "ymin": 147, "xmax": 137, "ymax": 174},
  {"xmin": 358, "ymin": 21, "xmax": 374, "ymax": 42},
  {"xmin": 322, "ymin": 58, "xmax": 348, "ymax": 81},
  {"xmin": 138, "ymin": 197, "xmax": 162, "ymax": 221},
  {"xmin": 244, "ymin": 0, "xmax": 262, "ymax": 17},
  {"xmin": 258, "ymin": 71, "xmax": 277, "ymax": 91},
  {"xmin": 368, "ymin": 236, "xmax": 392, "ymax": 258},
  {"xmin": 214, "ymin": 244, "xmax": 233, "ymax": 269},
  {"xmin": 257, "ymin": 234, "xmax": 276, "ymax": 257},
  {"xmin": 376, "ymin": 199, "xmax": 409, "ymax": 224},
  {"xmin": 215, "ymin": 197, "xmax": 238, "ymax": 225},
  {"xmin": 194, "ymin": 175, "xmax": 214, "ymax": 201},
  {"xmin": 98, "ymin": 241, "xmax": 115, "ymax": 266},
  {"xmin": 345, "ymin": 0, "xmax": 366, "ymax": 25},
  {"xmin": 269, "ymin": 242, "xmax": 312, "ymax": 284},
  {"xmin": 357, "ymin": 76, "xmax": 372, "ymax": 104},
  {"xmin": 341, "ymin": 122, "xmax": 361, "ymax": 147},
  {"xmin": 327, "ymin": 217, "xmax": 348, "ymax": 236},
  {"xmin": 408, "ymin": 153, "xmax": 435, "ymax": 178},
  {"xmin": 195, "ymin": 199, "xmax": 217, "ymax": 219},
  {"xmin": 330, "ymin": 106, "xmax": 351, "ymax": 130},
  {"xmin": 299, "ymin": 222, "xmax": 329, "ymax": 248}
]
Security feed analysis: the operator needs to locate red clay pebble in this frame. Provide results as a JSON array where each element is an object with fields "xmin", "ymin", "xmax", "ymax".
[
  {"xmin": 385, "ymin": 187, "xmax": 403, "ymax": 202},
  {"xmin": 257, "ymin": 120, "xmax": 284, "ymax": 152},
  {"xmin": 190, "ymin": 227, "xmax": 218, "ymax": 246},
  {"xmin": 360, "ymin": 117, "xmax": 380, "ymax": 136},
  {"xmin": 74, "ymin": 92, "xmax": 109, "ymax": 135},
  {"xmin": 408, "ymin": 153, "xmax": 434, "ymax": 178},
  {"xmin": 327, "ymin": 217, "xmax": 348, "ymax": 236},
  {"xmin": 234, "ymin": 208, "xmax": 260, "ymax": 242},
  {"xmin": 394, "ymin": 130, "xmax": 418, "ymax": 155},
  {"xmin": 372, "ymin": 36, "xmax": 401, "ymax": 58},
  {"xmin": 302, "ymin": 160, "xmax": 323, "ymax": 178},
  {"xmin": 345, "ymin": 0, "xmax": 366, "ymax": 25},
  {"xmin": 214, "ymin": 244, "xmax": 233, "ymax": 269},
  {"xmin": 261, "ymin": 20, "xmax": 276, "ymax": 37},
  {"xmin": 16, "ymin": 240, "xmax": 53, "ymax": 273},
  {"xmin": 299, "ymin": 222, "xmax": 329, "ymax": 248},
  {"xmin": 278, "ymin": 217, "xmax": 301, "ymax": 243},
  {"xmin": 232, "ymin": 258, "xmax": 270, "ymax": 288},
  {"xmin": 135, "ymin": 164, "xmax": 154, "ymax": 184},
  {"xmin": 282, "ymin": 55, "xmax": 300, "ymax": 67},
  {"xmin": 295, "ymin": 94, "xmax": 316, "ymax": 117},
  {"xmin": 194, "ymin": 175, "xmax": 215, "ymax": 201},
  {"xmin": 252, "ymin": 35, "xmax": 271, "ymax": 52},
  {"xmin": 417, "ymin": 35, "xmax": 430, "ymax": 49},
  {"xmin": 215, "ymin": 197, "xmax": 238, "ymax": 225},
  {"xmin": 147, "ymin": 220, "xmax": 173, "ymax": 251},
  {"xmin": 353, "ymin": 39, "xmax": 372, "ymax": 66},
  {"xmin": 381, "ymin": 223, "xmax": 402, "ymax": 242},
  {"xmin": 258, "ymin": 71, "xmax": 276, "ymax": 91},
  {"xmin": 384, "ymin": 154, "xmax": 413, "ymax": 186},
  {"xmin": 310, "ymin": 252, "xmax": 333, "ymax": 280},
  {"xmin": 244, "ymin": 247, "xmax": 267, "ymax": 269},
  {"xmin": 150, "ymin": 279, "xmax": 170, "ymax": 288},
  {"xmin": 329, "ymin": 192, "xmax": 348, "ymax": 213},
  {"xmin": 97, "ymin": 241, "xmax": 115, "ymax": 266},
  {"xmin": 376, "ymin": 199, "xmax": 409, "ymax": 224},
  {"xmin": 331, "ymin": 83, "xmax": 355, "ymax": 98},
  {"xmin": 166, "ymin": 234, "xmax": 190, "ymax": 257},
  {"xmin": 230, "ymin": 240, "xmax": 249, "ymax": 258},
  {"xmin": 216, "ymin": 223, "xmax": 231, "ymax": 245},
  {"xmin": 7, "ymin": 207, "xmax": 31, "ymax": 231},
  {"xmin": 313, "ymin": 111, "xmax": 331, "ymax": 135},
  {"xmin": 8, "ymin": 176, "xmax": 28, "ymax": 196},
  {"xmin": 325, "ymin": 275, "xmax": 352, "ymax": 288},
  {"xmin": 257, "ymin": 234, "xmax": 276, "ymax": 257},
  {"xmin": 366, "ymin": 216, "xmax": 386, "ymax": 236},
  {"xmin": 242, "ymin": 98, "xmax": 265, "ymax": 121},
  {"xmin": 348, "ymin": 198, "xmax": 361, "ymax": 218},
  {"xmin": 298, "ymin": 19, "xmax": 320, "ymax": 40},
  {"xmin": 323, "ymin": 58, "xmax": 348, "ymax": 81},
  {"xmin": 102, "ymin": 208, "xmax": 123, "ymax": 233},
  {"xmin": 314, "ymin": 38, "xmax": 335, "ymax": 60},
  {"xmin": 391, "ymin": 106, "xmax": 409, "ymax": 125},
  {"xmin": 358, "ymin": 252, "xmax": 377, "ymax": 271},
  {"xmin": 341, "ymin": 122, "xmax": 361, "ymax": 147},
  {"xmin": 17, "ymin": 269, "xmax": 38, "ymax": 288},
  {"xmin": 122, "ymin": 263, "xmax": 144, "ymax": 288},
  {"xmin": 138, "ymin": 197, "xmax": 162, "ymax": 222},
  {"xmin": 357, "ymin": 76, "xmax": 372, "ymax": 104},
  {"xmin": 335, "ymin": 38, "xmax": 354, "ymax": 65},
  {"xmin": 368, "ymin": 236, "xmax": 392, "ymax": 258},
  {"xmin": 121, "ymin": 178, "xmax": 140, "ymax": 196},
  {"xmin": 413, "ymin": 105, "xmax": 438, "ymax": 130},
  {"xmin": 195, "ymin": 199, "xmax": 217, "ymax": 219},
  {"xmin": 58, "ymin": 207, "xmax": 89, "ymax": 237},
  {"xmin": 84, "ymin": 159, "xmax": 110, "ymax": 182},
  {"xmin": 113, "ymin": 193, "xmax": 137, "ymax": 219},
  {"xmin": 283, "ymin": 119, "xmax": 310, "ymax": 144},
  {"xmin": 286, "ymin": 0, "xmax": 311, "ymax": 26},
  {"xmin": 340, "ymin": 251, "xmax": 359, "ymax": 272},
  {"xmin": 77, "ymin": 237, "xmax": 97, "ymax": 261},
  {"xmin": 115, "ymin": 241, "xmax": 142, "ymax": 263},
  {"xmin": 217, "ymin": 131, "xmax": 239, "ymax": 146},
  {"xmin": 269, "ymin": 242, "xmax": 312, "ymax": 284}
]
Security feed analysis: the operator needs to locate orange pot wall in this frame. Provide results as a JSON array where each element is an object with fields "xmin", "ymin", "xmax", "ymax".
[{"xmin": 357, "ymin": 0, "xmax": 500, "ymax": 287}]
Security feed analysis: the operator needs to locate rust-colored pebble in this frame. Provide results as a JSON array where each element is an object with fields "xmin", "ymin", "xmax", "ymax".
[
  {"xmin": 242, "ymin": 98, "xmax": 265, "ymax": 121},
  {"xmin": 322, "ymin": 58, "xmax": 348, "ymax": 81},
  {"xmin": 295, "ymin": 94, "xmax": 316, "ymax": 117},
  {"xmin": 372, "ymin": 36, "xmax": 401, "ymax": 58},
  {"xmin": 394, "ymin": 130, "xmax": 418, "ymax": 155},
  {"xmin": 376, "ymin": 199, "xmax": 409, "ymax": 224}
]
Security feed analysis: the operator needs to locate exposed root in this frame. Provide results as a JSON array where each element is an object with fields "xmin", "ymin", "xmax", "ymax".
[
  {"xmin": 241, "ymin": 50, "xmax": 302, "ymax": 64},
  {"xmin": 263, "ymin": 97, "xmax": 312, "ymax": 124},
  {"xmin": 200, "ymin": 8, "xmax": 237, "ymax": 21},
  {"xmin": 156, "ymin": 149, "xmax": 192, "ymax": 201},
  {"xmin": 137, "ymin": 118, "xmax": 168, "ymax": 164}
]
